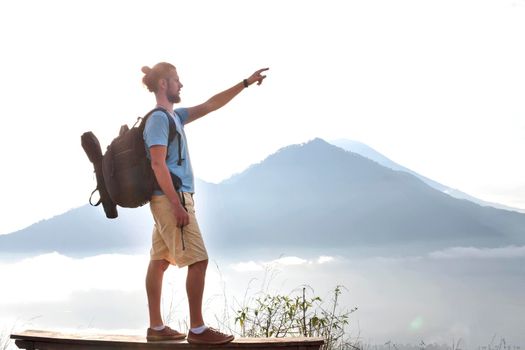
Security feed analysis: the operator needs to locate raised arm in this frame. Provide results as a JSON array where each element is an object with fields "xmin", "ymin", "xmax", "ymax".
[{"xmin": 185, "ymin": 68, "xmax": 269, "ymax": 124}]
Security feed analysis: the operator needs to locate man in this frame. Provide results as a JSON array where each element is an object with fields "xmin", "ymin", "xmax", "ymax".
[{"xmin": 141, "ymin": 62, "xmax": 268, "ymax": 344}]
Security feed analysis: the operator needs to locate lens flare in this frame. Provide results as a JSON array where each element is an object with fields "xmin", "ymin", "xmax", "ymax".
[{"xmin": 409, "ymin": 316, "xmax": 424, "ymax": 331}]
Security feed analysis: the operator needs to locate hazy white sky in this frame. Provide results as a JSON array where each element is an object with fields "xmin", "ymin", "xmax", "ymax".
[{"xmin": 1, "ymin": 0, "xmax": 524, "ymax": 234}]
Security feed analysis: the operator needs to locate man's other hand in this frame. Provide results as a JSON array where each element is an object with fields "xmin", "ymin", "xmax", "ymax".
[{"xmin": 172, "ymin": 202, "xmax": 190, "ymax": 227}]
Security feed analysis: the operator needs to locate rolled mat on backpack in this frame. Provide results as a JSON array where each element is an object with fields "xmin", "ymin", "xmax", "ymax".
[{"xmin": 81, "ymin": 131, "xmax": 118, "ymax": 219}]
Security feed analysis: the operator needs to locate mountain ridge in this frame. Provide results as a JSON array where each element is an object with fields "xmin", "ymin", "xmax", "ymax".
[
  {"xmin": 1, "ymin": 138, "xmax": 524, "ymax": 259},
  {"xmin": 329, "ymin": 138, "xmax": 525, "ymax": 213}
]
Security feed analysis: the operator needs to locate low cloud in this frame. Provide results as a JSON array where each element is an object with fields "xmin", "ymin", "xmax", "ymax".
[
  {"xmin": 0, "ymin": 252, "xmax": 149, "ymax": 304},
  {"xmin": 2, "ymin": 250, "xmax": 525, "ymax": 346},
  {"xmin": 228, "ymin": 260, "xmax": 264, "ymax": 272},
  {"xmin": 270, "ymin": 256, "xmax": 308, "ymax": 266},
  {"xmin": 229, "ymin": 255, "xmax": 335, "ymax": 272},
  {"xmin": 317, "ymin": 256, "xmax": 334, "ymax": 264},
  {"xmin": 428, "ymin": 246, "xmax": 525, "ymax": 259}
]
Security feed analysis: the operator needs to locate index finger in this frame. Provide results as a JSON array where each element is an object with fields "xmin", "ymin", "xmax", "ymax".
[{"xmin": 255, "ymin": 68, "xmax": 270, "ymax": 74}]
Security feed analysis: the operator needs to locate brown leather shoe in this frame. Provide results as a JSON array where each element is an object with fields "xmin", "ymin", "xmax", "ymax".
[
  {"xmin": 187, "ymin": 327, "xmax": 234, "ymax": 345},
  {"xmin": 146, "ymin": 326, "xmax": 186, "ymax": 341}
]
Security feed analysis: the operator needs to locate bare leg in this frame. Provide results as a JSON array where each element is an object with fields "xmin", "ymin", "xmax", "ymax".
[
  {"xmin": 186, "ymin": 259, "xmax": 208, "ymax": 328},
  {"xmin": 146, "ymin": 259, "xmax": 170, "ymax": 328}
]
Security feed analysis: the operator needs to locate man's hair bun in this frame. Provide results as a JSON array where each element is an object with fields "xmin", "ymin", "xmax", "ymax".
[{"xmin": 141, "ymin": 62, "xmax": 176, "ymax": 93}]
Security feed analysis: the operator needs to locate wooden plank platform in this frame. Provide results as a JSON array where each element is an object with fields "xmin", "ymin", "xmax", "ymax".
[{"xmin": 11, "ymin": 330, "xmax": 324, "ymax": 350}]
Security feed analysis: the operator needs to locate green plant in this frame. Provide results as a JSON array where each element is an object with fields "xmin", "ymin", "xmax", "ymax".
[{"xmin": 234, "ymin": 285, "xmax": 358, "ymax": 350}]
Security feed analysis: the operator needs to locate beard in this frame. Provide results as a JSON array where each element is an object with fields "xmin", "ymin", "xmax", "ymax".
[{"xmin": 167, "ymin": 92, "xmax": 181, "ymax": 104}]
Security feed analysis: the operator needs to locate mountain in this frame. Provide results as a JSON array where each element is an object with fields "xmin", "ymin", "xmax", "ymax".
[
  {"xmin": 329, "ymin": 138, "xmax": 525, "ymax": 213},
  {"xmin": 0, "ymin": 204, "xmax": 153, "ymax": 259},
  {"xmin": 196, "ymin": 139, "xmax": 525, "ymax": 254},
  {"xmin": 1, "ymin": 138, "xmax": 524, "ymax": 258}
]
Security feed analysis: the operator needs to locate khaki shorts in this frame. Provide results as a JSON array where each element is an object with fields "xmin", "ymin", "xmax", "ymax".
[{"xmin": 149, "ymin": 193, "xmax": 208, "ymax": 268}]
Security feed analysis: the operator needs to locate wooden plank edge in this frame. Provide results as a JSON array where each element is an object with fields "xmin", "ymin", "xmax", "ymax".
[{"xmin": 11, "ymin": 330, "xmax": 324, "ymax": 349}]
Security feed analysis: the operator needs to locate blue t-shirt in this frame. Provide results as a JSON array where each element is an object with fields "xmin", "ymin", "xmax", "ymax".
[{"xmin": 143, "ymin": 108, "xmax": 195, "ymax": 193}]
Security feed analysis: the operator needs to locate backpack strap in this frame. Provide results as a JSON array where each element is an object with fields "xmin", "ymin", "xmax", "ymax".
[
  {"xmin": 171, "ymin": 111, "xmax": 184, "ymax": 166},
  {"xmin": 140, "ymin": 107, "xmax": 184, "ymax": 165}
]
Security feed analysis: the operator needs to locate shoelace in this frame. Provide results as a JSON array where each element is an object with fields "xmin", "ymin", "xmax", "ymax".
[
  {"xmin": 166, "ymin": 327, "xmax": 183, "ymax": 335},
  {"xmin": 207, "ymin": 327, "xmax": 230, "ymax": 337}
]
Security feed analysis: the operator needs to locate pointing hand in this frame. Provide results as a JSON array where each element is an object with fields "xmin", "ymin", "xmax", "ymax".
[{"xmin": 246, "ymin": 68, "xmax": 269, "ymax": 86}]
